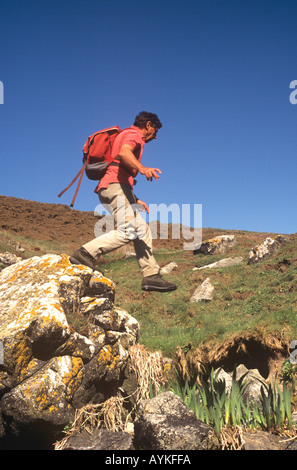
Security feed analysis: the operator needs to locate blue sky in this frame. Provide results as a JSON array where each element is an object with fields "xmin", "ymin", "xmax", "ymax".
[{"xmin": 0, "ymin": 0, "xmax": 296, "ymax": 234}]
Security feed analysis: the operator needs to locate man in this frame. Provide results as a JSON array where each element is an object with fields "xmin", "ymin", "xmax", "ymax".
[{"xmin": 70, "ymin": 111, "xmax": 177, "ymax": 292}]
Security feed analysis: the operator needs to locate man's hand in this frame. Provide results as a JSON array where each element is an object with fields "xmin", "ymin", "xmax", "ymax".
[
  {"xmin": 136, "ymin": 199, "xmax": 149, "ymax": 213},
  {"xmin": 119, "ymin": 144, "xmax": 162, "ymax": 181},
  {"xmin": 139, "ymin": 166, "xmax": 162, "ymax": 181}
]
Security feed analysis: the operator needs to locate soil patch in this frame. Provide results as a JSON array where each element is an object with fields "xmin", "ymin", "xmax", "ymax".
[
  {"xmin": 0, "ymin": 195, "xmax": 282, "ymax": 255},
  {"xmin": 176, "ymin": 329, "xmax": 290, "ymax": 382}
]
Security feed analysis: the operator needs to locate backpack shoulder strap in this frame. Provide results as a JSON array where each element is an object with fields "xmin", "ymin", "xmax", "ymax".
[{"xmin": 57, "ymin": 160, "xmax": 87, "ymax": 207}]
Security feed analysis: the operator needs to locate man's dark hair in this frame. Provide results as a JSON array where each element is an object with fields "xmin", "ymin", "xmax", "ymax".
[{"xmin": 134, "ymin": 111, "xmax": 162, "ymax": 130}]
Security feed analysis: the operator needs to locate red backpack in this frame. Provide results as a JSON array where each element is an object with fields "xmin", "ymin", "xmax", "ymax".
[{"xmin": 58, "ymin": 126, "xmax": 121, "ymax": 207}]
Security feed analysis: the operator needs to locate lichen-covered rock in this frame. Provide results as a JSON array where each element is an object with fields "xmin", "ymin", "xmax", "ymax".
[
  {"xmin": 1, "ymin": 355, "xmax": 84, "ymax": 427},
  {"xmin": 0, "ymin": 252, "xmax": 23, "ymax": 266},
  {"xmin": 193, "ymin": 235, "xmax": 236, "ymax": 255},
  {"xmin": 248, "ymin": 235, "xmax": 286, "ymax": 264},
  {"xmin": 0, "ymin": 254, "xmax": 139, "ymax": 440}
]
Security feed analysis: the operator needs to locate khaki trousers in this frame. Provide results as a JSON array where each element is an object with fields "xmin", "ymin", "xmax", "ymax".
[{"xmin": 83, "ymin": 183, "xmax": 160, "ymax": 278}]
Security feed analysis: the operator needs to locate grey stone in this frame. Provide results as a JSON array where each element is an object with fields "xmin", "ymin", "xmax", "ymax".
[
  {"xmin": 61, "ymin": 429, "xmax": 133, "ymax": 450},
  {"xmin": 190, "ymin": 278, "xmax": 214, "ymax": 302},
  {"xmin": 160, "ymin": 262, "xmax": 178, "ymax": 275},
  {"xmin": 134, "ymin": 391, "xmax": 220, "ymax": 450},
  {"xmin": 193, "ymin": 256, "xmax": 243, "ymax": 271}
]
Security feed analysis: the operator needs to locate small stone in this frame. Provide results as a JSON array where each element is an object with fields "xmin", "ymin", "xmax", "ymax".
[
  {"xmin": 190, "ymin": 278, "xmax": 214, "ymax": 302},
  {"xmin": 193, "ymin": 256, "xmax": 243, "ymax": 271},
  {"xmin": 160, "ymin": 262, "xmax": 178, "ymax": 275}
]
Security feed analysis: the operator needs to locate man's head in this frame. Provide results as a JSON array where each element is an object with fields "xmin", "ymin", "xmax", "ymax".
[{"xmin": 134, "ymin": 111, "xmax": 162, "ymax": 143}]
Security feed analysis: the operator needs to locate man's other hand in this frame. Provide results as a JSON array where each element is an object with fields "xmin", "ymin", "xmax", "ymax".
[{"xmin": 140, "ymin": 166, "xmax": 162, "ymax": 181}]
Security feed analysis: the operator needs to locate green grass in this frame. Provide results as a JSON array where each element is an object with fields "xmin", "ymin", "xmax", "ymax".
[
  {"xmin": 1, "ymin": 227, "xmax": 297, "ymax": 362},
  {"xmin": 163, "ymin": 366, "xmax": 295, "ymax": 440},
  {"xmin": 0, "ymin": 229, "xmax": 73, "ymax": 260},
  {"xmin": 102, "ymin": 236, "xmax": 297, "ymax": 358}
]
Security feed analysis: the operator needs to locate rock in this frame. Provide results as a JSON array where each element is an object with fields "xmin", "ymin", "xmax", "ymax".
[
  {"xmin": 160, "ymin": 262, "xmax": 178, "ymax": 275},
  {"xmin": 214, "ymin": 364, "xmax": 267, "ymax": 404},
  {"xmin": 235, "ymin": 364, "xmax": 267, "ymax": 404},
  {"xmin": 7, "ymin": 239, "xmax": 25, "ymax": 253},
  {"xmin": 60, "ymin": 428, "xmax": 133, "ymax": 450},
  {"xmin": 134, "ymin": 391, "xmax": 220, "ymax": 450},
  {"xmin": 242, "ymin": 429, "xmax": 297, "ymax": 450},
  {"xmin": 193, "ymin": 235, "xmax": 236, "ymax": 255},
  {"xmin": 193, "ymin": 257, "xmax": 243, "ymax": 271},
  {"xmin": 248, "ymin": 235, "xmax": 287, "ymax": 264},
  {"xmin": 190, "ymin": 278, "xmax": 214, "ymax": 302},
  {"xmin": 0, "ymin": 252, "xmax": 23, "ymax": 266},
  {"xmin": 1, "ymin": 356, "xmax": 82, "ymax": 428},
  {"xmin": 0, "ymin": 254, "xmax": 139, "ymax": 441}
]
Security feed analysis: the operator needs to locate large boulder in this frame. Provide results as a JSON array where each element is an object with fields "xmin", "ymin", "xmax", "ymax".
[
  {"xmin": 134, "ymin": 391, "xmax": 220, "ymax": 450},
  {"xmin": 0, "ymin": 254, "xmax": 139, "ymax": 442},
  {"xmin": 248, "ymin": 235, "xmax": 287, "ymax": 264},
  {"xmin": 194, "ymin": 235, "xmax": 236, "ymax": 256}
]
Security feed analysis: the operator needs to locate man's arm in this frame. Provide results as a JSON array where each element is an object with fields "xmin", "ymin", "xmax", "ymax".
[
  {"xmin": 119, "ymin": 144, "xmax": 162, "ymax": 181},
  {"xmin": 135, "ymin": 198, "xmax": 149, "ymax": 213}
]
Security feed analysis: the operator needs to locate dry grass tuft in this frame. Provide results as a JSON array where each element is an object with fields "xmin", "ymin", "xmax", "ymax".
[
  {"xmin": 220, "ymin": 425, "xmax": 245, "ymax": 450},
  {"xmin": 55, "ymin": 344, "xmax": 170, "ymax": 450},
  {"xmin": 54, "ymin": 394, "xmax": 127, "ymax": 450},
  {"xmin": 128, "ymin": 344, "xmax": 170, "ymax": 401}
]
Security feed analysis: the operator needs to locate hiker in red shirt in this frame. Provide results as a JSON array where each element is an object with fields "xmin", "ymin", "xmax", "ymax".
[{"xmin": 70, "ymin": 111, "xmax": 177, "ymax": 292}]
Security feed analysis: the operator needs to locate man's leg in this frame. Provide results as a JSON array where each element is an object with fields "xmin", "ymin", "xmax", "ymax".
[
  {"xmin": 70, "ymin": 183, "xmax": 176, "ymax": 291},
  {"xmin": 81, "ymin": 184, "xmax": 159, "ymax": 272}
]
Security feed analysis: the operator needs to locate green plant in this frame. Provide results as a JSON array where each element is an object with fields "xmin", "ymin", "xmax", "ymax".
[
  {"xmin": 166, "ymin": 366, "xmax": 295, "ymax": 437},
  {"xmin": 167, "ymin": 367, "xmax": 250, "ymax": 436},
  {"xmin": 281, "ymin": 358, "xmax": 297, "ymax": 385},
  {"xmin": 252, "ymin": 381, "xmax": 293, "ymax": 432}
]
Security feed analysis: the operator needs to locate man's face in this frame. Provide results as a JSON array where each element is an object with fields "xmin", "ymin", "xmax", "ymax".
[{"xmin": 144, "ymin": 122, "xmax": 158, "ymax": 143}]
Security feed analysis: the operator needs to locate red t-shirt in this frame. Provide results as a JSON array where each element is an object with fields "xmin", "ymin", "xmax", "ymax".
[{"xmin": 96, "ymin": 125, "xmax": 145, "ymax": 191}]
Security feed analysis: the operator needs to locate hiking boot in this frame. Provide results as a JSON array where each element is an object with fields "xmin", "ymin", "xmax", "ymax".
[
  {"xmin": 69, "ymin": 247, "xmax": 97, "ymax": 270},
  {"xmin": 141, "ymin": 273, "xmax": 177, "ymax": 292}
]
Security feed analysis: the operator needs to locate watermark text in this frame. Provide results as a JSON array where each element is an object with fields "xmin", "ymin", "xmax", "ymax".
[
  {"xmin": 94, "ymin": 200, "xmax": 202, "ymax": 251},
  {"xmin": 289, "ymin": 80, "xmax": 297, "ymax": 104},
  {"xmin": 0, "ymin": 81, "xmax": 3, "ymax": 104}
]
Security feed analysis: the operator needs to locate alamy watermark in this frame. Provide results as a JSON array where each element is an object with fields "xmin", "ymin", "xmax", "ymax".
[
  {"xmin": 0, "ymin": 81, "xmax": 3, "ymax": 104},
  {"xmin": 93, "ymin": 199, "xmax": 202, "ymax": 251},
  {"xmin": 289, "ymin": 80, "xmax": 297, "ymax": 104}
]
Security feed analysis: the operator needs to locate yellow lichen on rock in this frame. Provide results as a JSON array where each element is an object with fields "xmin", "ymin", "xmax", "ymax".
[{"xmin": 0, "ymin": 253, "xmax": 140, "ymax": 436}]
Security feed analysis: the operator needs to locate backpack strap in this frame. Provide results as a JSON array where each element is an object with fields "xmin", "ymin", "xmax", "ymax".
[{"xmin": 57, "ymin": 160, "xmax": 87, "ymax": 207}]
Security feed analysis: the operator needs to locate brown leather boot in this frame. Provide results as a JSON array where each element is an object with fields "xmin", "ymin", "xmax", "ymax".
[
  {"xmin": 141, "ymin": 273, "xmax": 177, "ymax": 292},
  {"xmin": 69, "ymin": 247, "xmax": 97, "ymax": 270}
]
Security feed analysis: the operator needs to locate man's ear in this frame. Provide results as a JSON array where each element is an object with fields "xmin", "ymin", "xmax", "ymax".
[{"xmin": 146, "ymin": 121, "xmax": 152, "ymax": 129}]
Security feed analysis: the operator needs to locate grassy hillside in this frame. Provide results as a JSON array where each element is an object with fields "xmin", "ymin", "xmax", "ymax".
[
  {"xmin": 0, "ymin": 195, "xmax": 296, "ymax": 380},
  {"xmin": 102, "ymin": 233, "xmax": 297, "ymax": 374}
]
